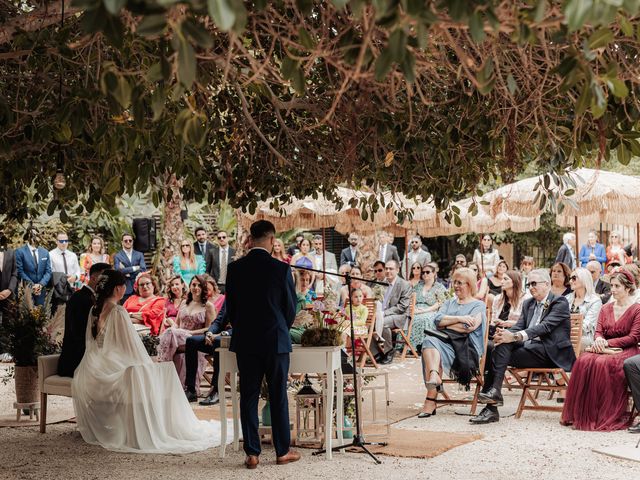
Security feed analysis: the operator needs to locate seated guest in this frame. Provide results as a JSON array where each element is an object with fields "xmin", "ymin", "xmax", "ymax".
[
  {"xmin": 183, "ymin": 301, "xmax": 230, "ymax": 405},
  {"xmin": 468, "ymin": 262, "xmax": 489, "ymax": 301},
  {"xmin": 407, "ymin": 262, "xmax": 423, "ymax": 288},
  {"xmin": 555, "ymin": 233, "xmax": 577, "ymax": 270},
  {"xmin": 272, "ymin": 238, "xmax": 290, "ymax": 264},
  {"xmin": 345, "ymin": 288, "xmax": 370, "ymax": 335},
  {"xmin": 418, "ymin": 267, "xmax": 486, "ymax": 418},
  {"xmin": 550, "ymin": 262, "xmax": 572, "ymax": 297},
  {"xmin": 173, "ymin": 241, "xmax": 205, "ymax": 287},
  {"xmin": 57, "ymin": 263, "xmax": 111, "ymax": 377},
  {"xmin": 519, "ymin": 256, "xmax": 535, "ymax": 292},
  {"xmin": 339, "ymin": 266, "xmax": 373, "ymax": 305},
  {"xmin": 561, "ymin": 271, "xmax": 640, "ymax": 430},
  {"xmin": 368, "ymin": 260, "xmax": 386, "ymax": 287},
  {"xmin": 295, "ymin": 269, "xmax": 316, "ymax": 306},
  {"xmin": 606, "ymin": 230, "xmax": 632, "ymax": 269},
  {"xmin": 123, "ymin": 273, "xmax": 166, "ymax": 335},
  {"xmin": 587, "ymin": 260, "xmax": 611, "ymax": 304},
  {"xmin": 621, "ymin": 264, "xmax": 640, "ymax": 303},
  {"xmin": 579, "ymin": 230, "xmax": 607, "ymax": 267},
  {"xmin": 204, "ymin": 275, "xmax": 225, "ymax": 314},
  {"xmin": 372, "ymin": 260, "xmax": 413, "ymax": 365},
  {"xmin": 472, "ymin": 269, "xmax": 575, "ymax": 424},
  {"xmin": 428, "ymin": 262, "xmax": 447, "ymax": 286},
  {"xmin": 487, "ymin": 260, "xmax": 508, "ymax": 300},
  {"xmin": 410, "ymin": 265, "xmax": 447, "ymax": 353},
  {"xmin": 623, "ymin": 353, "xmax": 640, "ymax": 433},
  {"xmin": 163, "ymin": 275, "xmax": 186, "ymax": 330},
  {"xmin": 157, "ymin": 275, "xmax": 215, "ymax": 395},
  {"xmin": 565, "ymin": 267, "xmax": 602, "ymax": 349}
]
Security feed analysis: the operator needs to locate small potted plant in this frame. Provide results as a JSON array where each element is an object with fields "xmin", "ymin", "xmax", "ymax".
[
  {"xmin": 0, "ymin": 286, "xmax": 59, "ymax": 403},
  {"xmin": 300, "ymin": 300, "xmax": 348, "ymax": 347}
]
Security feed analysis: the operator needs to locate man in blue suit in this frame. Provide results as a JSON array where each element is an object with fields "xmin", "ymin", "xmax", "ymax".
[
  {"xmin": 183, "ymin": 301, "xmax": 230, "ymax": 405},
  {"xmin": 227, "ymin": 220, "xmax": 298, "ymax": 469},
  {"xmin": 15, "ymin": 228, "xmax": 52, "ymax": 306},
  {"xmin": 113, "ymin": 232, "xmax": 146, "ymax": 303}
]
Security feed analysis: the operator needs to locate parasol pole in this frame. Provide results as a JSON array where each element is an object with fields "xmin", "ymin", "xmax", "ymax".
[
  {"xmin": 636, "ymin": 223, "xmax": 639, "ymax": 262},
  {"xmin": 322, "ymin": 227, "xmax": 326, "ymax": 284},
  {"xmin": 404, "ymin": 233, "xmax": 409, "ymax": 279},
  {"xmin": 574, "ymin": 216, "xmax": 579, "ymax": 262}
]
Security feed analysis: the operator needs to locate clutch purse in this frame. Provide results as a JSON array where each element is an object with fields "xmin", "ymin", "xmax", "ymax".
[
  {"xmin": 585, "ymin": 346, "xmax": 622, "ymax": 355},
  {"xmin": 423, "ymin": 328, "xmax": 451, "ymax": 343}
]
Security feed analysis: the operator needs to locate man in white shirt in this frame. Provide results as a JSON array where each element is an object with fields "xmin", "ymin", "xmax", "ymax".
[
  {"xmin": 311, "ymin": 235, "xmax": 338, "ymax": 293},
  {"xmin": 49, "ymin": 232, "xmax": 82, "ymax": 312},
  {"xmin": 378, "ymin": 232, "xmax": 400, "ymax": 264},
  {"xmin": 205, "ymin": 230, "xmax": 236, "ymax": 294}
]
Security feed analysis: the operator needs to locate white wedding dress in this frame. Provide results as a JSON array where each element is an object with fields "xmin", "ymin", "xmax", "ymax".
[{"xmin": 72, "ymin": 302, "xmax": 230, "ymax": 453}]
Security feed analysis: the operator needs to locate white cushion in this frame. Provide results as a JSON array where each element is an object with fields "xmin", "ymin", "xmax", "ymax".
[{"xmin": 43, "ymin": 375, "xmax": 72, "ymax": 397}]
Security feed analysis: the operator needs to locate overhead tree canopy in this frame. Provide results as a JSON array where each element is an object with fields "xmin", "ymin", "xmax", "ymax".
[{"xmin": 2, "ymin": 0, "xmax": 640, "ymax": 224}]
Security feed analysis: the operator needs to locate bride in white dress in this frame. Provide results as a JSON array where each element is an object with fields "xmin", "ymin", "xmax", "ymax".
[{"xmin": 72, "ymin": 269, "xmax": 230, "ymax": 453}]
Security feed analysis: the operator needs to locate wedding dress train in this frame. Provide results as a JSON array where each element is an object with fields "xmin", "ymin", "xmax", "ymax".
[{"xmin": 72, "ymin": 303, "xmax": 230, "ymax": 453}]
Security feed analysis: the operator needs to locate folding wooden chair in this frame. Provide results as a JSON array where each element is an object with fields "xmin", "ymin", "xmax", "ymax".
[
  {"xmin": 434, "ymin": 304, "xmax": 491, "ymax": 415},
  {"xmin": 345, "ymin": 298, "xmax": 378, "ymax": 368},
  {"xmin": 508, "ymin": 313, "xmax": 583, "ymax": 418},
  {"xmin": 391, "ymin": 293, "xmax": 418, "ymax": 360}
]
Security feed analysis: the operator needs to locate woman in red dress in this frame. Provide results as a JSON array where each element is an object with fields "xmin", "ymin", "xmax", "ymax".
[
  {"xmin": 561, "ymin": 270, "xmax": 640, "ymax": 431},
  {"xmin": 123, "ymin": 273, "xmax": 166, "ymax": 336}
]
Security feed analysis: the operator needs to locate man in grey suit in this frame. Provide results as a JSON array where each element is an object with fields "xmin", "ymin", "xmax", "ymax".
[
  {"xmin": 554, "ymin": 232, "xmax": 576, "ymax": 269},
  {"xmin": 624, "ymin": 354, "xmax": 640, "ymax": 433},
  {"xmin": 378, "ymin": 232, "xmax": 400, "ymax": 264},
  {"xmin": 311, "ymin": 235, "xmax": 338, "ymax": 293},
  {"xmin": 0, "ymin": 243, "xmax": 17, "ymax": 323},
  {"xmin": 401, "ymin": 236, "xmax": 431, "ymax": 277},
  {"xmin": 373, "ymin": 259, "xmax": 413, "ymax": 365},
  {"xmin": 205, "ymin": 230, "xmax": 235, "ymax": 294}
]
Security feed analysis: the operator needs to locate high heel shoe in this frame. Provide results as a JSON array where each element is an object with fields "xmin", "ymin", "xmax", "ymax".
[
  {"xmin": 425, "ymin": 369, "xmax": 442, "ymax": 389},
  {"xmin": 418, "ymin": 397, "xmax": 437, "ymax": 418}
]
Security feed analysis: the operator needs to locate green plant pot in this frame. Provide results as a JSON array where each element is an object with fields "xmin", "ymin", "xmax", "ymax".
[
  {"xmin": 261, "ymin": 401, "xmax": 271, "ymax": 427},
  {"xmin": 342, "ymin": 416, "xmax": 354, "ymax": 439}
]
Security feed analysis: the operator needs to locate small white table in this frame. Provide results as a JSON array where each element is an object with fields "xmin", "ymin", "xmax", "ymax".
[{"xmin": 218, "ymin": 345, "xmax": 344, "ymax": 459}]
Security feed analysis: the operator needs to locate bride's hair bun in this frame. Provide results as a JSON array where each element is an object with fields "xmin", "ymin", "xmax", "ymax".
[{"xmin": 92, "ymin": 269, "xmax": 127, "ymax": 338}]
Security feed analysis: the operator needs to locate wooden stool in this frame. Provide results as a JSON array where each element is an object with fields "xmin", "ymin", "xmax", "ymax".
[{"xmin": 14, "ymin": 402, "xmax": 40, "ymax": 422}]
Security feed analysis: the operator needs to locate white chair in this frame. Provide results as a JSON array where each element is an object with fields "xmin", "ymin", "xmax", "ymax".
[{"xmin": 38, "ymin": 354, "xmax": 73, "ymax": 433}]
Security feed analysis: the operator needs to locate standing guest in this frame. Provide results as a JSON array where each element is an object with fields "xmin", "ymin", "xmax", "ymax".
[
  {"xmin": 311, "ymin": 235, "xmax": 338, "ymax": 294},
  {"xmin": 226, "ymin": 220, "xmax": 299, "ymax": 469},
  {"xmin": 0, "ymin": 243, "xmax": 18, "ymax": 320},
  {"xmin": 290, "ymin": 238, "xmax": 315, "ymax": 269},
  {"xmin": 468, "ymin": 262, "xmax": 489, "ymax": 301},
  {"xmin": 519, "ymin": 256, "xmax": 535, "ymax": 292},
  {"xmin": 340, "ymin": 232, "xmax": 360, "ymax": 267},
  {"xmin": 15, "ymin": 227, "xmax": 51, "ymax": 306},
  {"xmin": 579, "ymin": 230, "xmax": 607, "ymax": 267},
  {"xmin": 561, "ymin": 271, "xmax": 640, "ymax": 430},
  {"xmin": 173, "ymin": 241, "xmax": 205, "ymax": 287},
  {"xmin": 606, "ymin": 230, "xmax": 632, "ymax": 268},
  {"xmin": 272, "ymin": 239, "xmax": 290, "ymax": 264},
  {"xmin": 410, "ymin": 265, "xmax": 447, "ymax": 352},
  {"xmin": 407, "ymin": 262, "xmax": 423, "ymax": 288},
  {"xmin": 624, "ymin": 353, "xmax": 640, "ymax": 433},
  {"xmin": 204, "ymin": 275, "xmax": 225, "ymax": 314},
  {"xmin": 550, "ymin": 262, "xmax": 572, "ymax": 297},
  {"xmin": 418, "ymin": 267, "xmax": 486, "ymax": 418},
  {"xmin": 472, "ymin": 234, "xmax": 500, "ymax": 276},
  {"xmin": 193, "ymin": 226, "xmax": 214, "ymax": 258},
  {"xmin": 286, "ymin": 233, "xmax": 305, "ymax": 258},
  {"xmin": 373, "ymin": 259, "xmax": 413, "ymax": 365},
  {"xmin": 57, "ymin": 262, "xmax": 111, "ymax": 377},
  {"xmin": 205, "ymin": 230, "xmax": 235, "ymax": 294},
  {"xmin": 587, "ymin": 260, "xmax": 611, "ymax": 304},
  {"xmin": 566, "ymin": 268, "xmax": 603, "ymax": 349},
  {"xmin": 157, "ymin": 275, "xmax": 214, "ymax": 394},
  {"xmin": 123, "ymin": 273, "xmax": 165, "ymax": 335},
  {"xmin": 471, "ymin": 269, "xmax": 574, "ymax": 424},
  {"xmin": 555, "ymin": 233, "xmax": 577, "ymax": 270},
  {"xmin": 338, "ymin": 266, "xmax": 373, "ymax": 305},
  {"xmin": 401, "ymin": 236, "xmax": 430, "ymax": 278},
  {"xmin": 80, "ymin": 236, "xmax": 111, "ymax": 284},
  {"xmin": 487, "ymin": 260, "xmax": 508, "ymax": 298},
  {"xmin": 378, "ymin": 232, "xmax": 401, "ymax": 264},
  {"xmin": 114, "ymin": 232, "xmax": 147, "ymax": 303},
  {"xmin": 163, "ymin": 275, "xmax": 186, "ymax": 329},
  {"xmin": 49, "ymin": 231, "xmax": 82, "ymax": 312}
]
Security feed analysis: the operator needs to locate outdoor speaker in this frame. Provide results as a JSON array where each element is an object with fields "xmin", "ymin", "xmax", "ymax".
[{"xmin": 132, "ymin": 218, "xmax": 156, "ymax": 252}]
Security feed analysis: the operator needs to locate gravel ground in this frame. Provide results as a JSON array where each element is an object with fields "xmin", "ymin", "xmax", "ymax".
[{"xmin": 0, "ymin": 362, "xmax": 638, "ymax": 480}]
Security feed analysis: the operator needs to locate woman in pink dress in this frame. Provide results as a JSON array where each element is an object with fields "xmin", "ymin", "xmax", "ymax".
[
  {"xmin": 204, "ymin": 275, "xmax": 225, "ymax": 313},
  {"xmin": 157, "ymin": 275, "xmax": 215, "ymax": 393},
  {"xmin": 561, "ymin": 270, "xmax": 640, "ymax": 431},
  {"xmin": 163, "ymin": 275, "xmax": 186, "ymax": 331}
]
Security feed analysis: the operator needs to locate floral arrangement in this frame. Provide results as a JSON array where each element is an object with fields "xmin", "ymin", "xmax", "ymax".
[{"xmin": 300, "ymin": 299, "xmax": 348, "ymax": 347}]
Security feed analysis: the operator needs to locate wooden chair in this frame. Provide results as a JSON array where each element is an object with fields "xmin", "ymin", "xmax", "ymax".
[
  {"xmin": 508, "ymin": 313, "xmax": 583, "ymax": 418},
  {"xmin": 434, "ymin": 305, "xmax": 491, "ymax": 415},
  {"xmin": 391, "ymin": 293, "xmax": 418, "ymax": 360},
  {"xmin": 345, "ymin": 298, "xmax": 378, "ymax": 368}
]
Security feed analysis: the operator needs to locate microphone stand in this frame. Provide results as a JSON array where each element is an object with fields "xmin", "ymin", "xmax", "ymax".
[{"xmin": 291, "ymin": 263, "xmax": 388, "ymax": 464}]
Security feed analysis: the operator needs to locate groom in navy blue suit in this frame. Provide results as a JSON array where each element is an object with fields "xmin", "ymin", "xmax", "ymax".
[{"xmin": 226, "ymin": 220, "xmax": 298, "ymax": 469}]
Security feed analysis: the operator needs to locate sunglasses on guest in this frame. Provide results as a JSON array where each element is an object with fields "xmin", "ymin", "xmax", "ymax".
[
  {"xmin": 528, "ymin": 281, "xmax": 548, "ymax": 288},
  {"xmin": 374, "ymin": 268, "xmax": 384, "ymax": 273},
  {"xmin": 217, "ymin": 235, "xmax": 226, "ymax": 240},
  {"xmin": 569, "ymin": 275, "xmax": 577, "ymax": 281}
]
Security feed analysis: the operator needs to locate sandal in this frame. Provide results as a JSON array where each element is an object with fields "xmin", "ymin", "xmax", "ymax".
[
  {"xmin": 418, "ymin": 397, "xmax": 437, "ymax": 418},
  {"xmin": 425, "ymin": 369, "xmax": 442, "ymax": 389}
]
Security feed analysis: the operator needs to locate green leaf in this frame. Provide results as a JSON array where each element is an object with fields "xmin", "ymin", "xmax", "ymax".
[
  {"xmin": 298, "ymin": 28, "xmax": 316, "ymax": 49},
  {"xmin": 104, "ymin": 0, "xmax": 126, "ymax": 15},
  {"xmin": 374, "ymin": 48, "xmax": 394, "ymax": 81},
  {"xmin": 564, "ymin": 0, "xmax": 593, "ymax": 31},
  {"xmin": 176, "ymin": 35, "xmax": 197, "ymax": 88},
  {"xmin": 281, "ymin": 57, "xmax": 299, "ymax": 81},
  {"xmin": 607, "ymin": 78, "xmax": 629, "ymax": 98},
  {"xmin": 588, "ymin": 28, "xmax": 614, "ymax": 50},
  {"xmin": 182, "ymin": 18, "xmax": 214, "ymax": 49},
  {"xmin": 111, "ymin": 76, "xmax": 131, "ymax": 109},
  {"xmin": 575, "ymin": 83, "xmax": 591, "ymax": 116},
  {"xmin": 620, "ymin": 15, "xmax": 633, "ymax": 36},
  {"xmin": 617, "ymin": 141, "xmax": 631, "ymax": 165},
  {"xmin": 590, "ymin": 83, "xmax": 607, "ymax": 118},
  {"xmin": 331, "ymin": 0, "xmax": 349, "ymax": 10},
  {"xmin": 564, "ymin": 189, "xmax": 575, "ymax": 196},
  {"xmin": 103, "ymin": 176, "xmax": 120, "ymax": 195},
  {"xmin": 296, "ymin": 0, "xmax": 313, "ymax": 15},
  {"xmin": 388, "ymin": 28, "xmax": 407, "ymax": 62},
  {"xmin": 151, "ymin": 88, "xmax": 165, "ymax": 121},
  {"xmin": 208, "ymin": 0, "xmax": 236, "ymax": 32},
  {"xmin": 291, "ymin": 66, "xmax": 306, "ymax": 95},
  {"xmin": 405, "ymin": 0, "xmax": 424, "ymax": 17},
  {"xmin": 534, "ymin": 0, "xmax": 546, "ymax": 22},
  {"xmin": 146, "ymin": 62, "xmax": 163, "ymax": 83},
  {"xmin": 136, "ymin": 15, "xmax": 167, "ymax": 38},
  {"xmin": 468, "ymin": 10, "xmax": 485, "ymax": 43},
  {"xmin": 400, "ymin": 50, "xmax": 415, "ymax": 83},
  {"xmin": 507, "ymin": 74, "xmax": 518, "ymax": 95}
]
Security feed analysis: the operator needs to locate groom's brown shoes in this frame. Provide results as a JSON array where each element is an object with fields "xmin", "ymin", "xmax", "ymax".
[
  {"xmin": 276, "ymin": 449, "xmax": 301, "ymax": 465},
  {"xmin": 244, "ymin": 455, "xmax": 259, "ymax": 469}
]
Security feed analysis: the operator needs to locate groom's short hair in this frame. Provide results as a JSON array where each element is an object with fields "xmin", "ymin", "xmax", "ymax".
[{"xmin": 250, "ymin": 220, "xmax": 276, "ymax": 240}]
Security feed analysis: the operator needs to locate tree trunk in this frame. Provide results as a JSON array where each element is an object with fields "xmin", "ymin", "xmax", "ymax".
[{"xmin": 162, "ymin": 174, "xmax": 184, "ymax": 257}]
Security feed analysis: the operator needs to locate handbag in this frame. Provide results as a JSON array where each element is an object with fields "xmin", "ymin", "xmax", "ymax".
[{"xmin": 423, "ymin": 328, "xmax": 451, "ymax": 343}]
